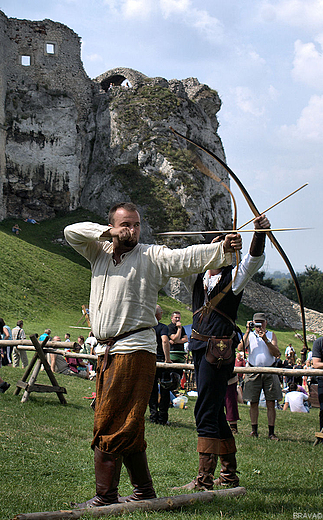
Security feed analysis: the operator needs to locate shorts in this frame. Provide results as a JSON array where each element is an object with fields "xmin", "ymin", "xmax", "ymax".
[{"xmin": 243, "ymin": 372, "xmax": 282, "ymax": 402}]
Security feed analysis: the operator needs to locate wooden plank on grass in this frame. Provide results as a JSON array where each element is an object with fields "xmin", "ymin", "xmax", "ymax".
[
  {"xmin": 12, "ymin": 487, "xmax": 246, "ymax": 519},
  {"xmin": 18, "ymin": 383, "xmax": 67, "ymax": 394}
]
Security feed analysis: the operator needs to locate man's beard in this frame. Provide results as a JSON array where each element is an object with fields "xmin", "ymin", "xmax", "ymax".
[{"xmin": 123, "ymin": 237, "xmax": 138, "ymax": 248}]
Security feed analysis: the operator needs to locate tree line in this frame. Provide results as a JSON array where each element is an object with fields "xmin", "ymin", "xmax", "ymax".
[{"xmin": 253, "ymin": 265, "xmax": 323, "ymax": 313}]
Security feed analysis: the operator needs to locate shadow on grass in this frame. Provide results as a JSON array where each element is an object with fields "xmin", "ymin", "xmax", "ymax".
[{"xmin": 167, "ymin": 420, "xmax": 196, "ymax": 431}]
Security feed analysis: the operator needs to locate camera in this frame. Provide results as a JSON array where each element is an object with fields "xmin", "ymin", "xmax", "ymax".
[{"xmin": 249, "ymin": 322, "xmax": 262, "ymax": 330}]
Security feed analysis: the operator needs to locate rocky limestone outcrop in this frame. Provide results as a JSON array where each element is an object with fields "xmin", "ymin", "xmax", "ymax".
[
  {"xmin": 1, "ymin": 10, "xmax": 94, "ymax": 220},
  {"xmin": 81, "ymin": 73, "xmax": 231, "ymax": 242},
  {"xmin": 241, "ymin": 280, "xmax": 323, "ymax": 341},
  {"xmin": 1, "ymin": 11, "xmax": 233, "ymax": 240}
]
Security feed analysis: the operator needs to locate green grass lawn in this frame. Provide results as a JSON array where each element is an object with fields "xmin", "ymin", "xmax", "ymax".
[{"xmin": 1, "ymin": 364, "xmax": 322, "ymax": 520}]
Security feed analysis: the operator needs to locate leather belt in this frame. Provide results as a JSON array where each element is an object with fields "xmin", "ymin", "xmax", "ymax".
[
  {"xmin": 98, "ymin": 326, "xmax": 152, "ymax": 371},
  {"xmin": 191, "ymin": 329, "xmax": 235, "ymax": 342}
]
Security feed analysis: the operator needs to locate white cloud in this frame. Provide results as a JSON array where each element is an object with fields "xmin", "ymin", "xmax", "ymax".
[
  {"xmin": 160, "ymin": 0, "xmax": 223, "ymax": 43},
  {"xmin": 185, "ymin": 7, "xmax": 224, "ymax": 43},
  {"xmin": 102, "ymin": 0, "xmax": 117, "ymax": 6},
  {"xmin": 102, "ymin": 0, "xmax": 154, "ymax": 18},
  {"xmin": 160, "ymin": 0, "xmax": 190, "ymax": 17},
  {"xmin": 260, "ymin": 0, "xmax": 323, "ymax": 30},
  {"xmin": 268, "ymin": 85, "xmax": 280, "ymax": 101},
  {"xmin": 232, "ymin": 86, "xmax": 266, "ymax": 117},
  {"xmin": 292, "ymin": 38, "xmax": 323, "ymax": 89},
  {"xmin": 86, "ymin": 53, "xmax": 104, "ymax": 62},
  {"xmin": 122, "ymin": 0, "xmax": 153, "ymax": 18},
  {"xmin": 280, "ymin": 95, "xmax": 323, "ymax": 142},
  {"xmin": 102, "ymin": 0, "xmax": 223, "ymax": 42},
  {"xmin": 248, "ymin": 50, "xmax": 266, "ymax": 66}
]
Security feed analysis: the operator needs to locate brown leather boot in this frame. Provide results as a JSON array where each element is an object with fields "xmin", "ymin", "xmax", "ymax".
[
  {"xmin": 213, "ymin": 453, "xmax": 239, "ymax": 487},
  {"xmin": 75, "ymin": 447, "xmax": 122, "ymax": 508},
  {"xmin": 119, "ymin": 451, "xmax": 156, "ymax": 502},
  {"xmin": 172, "ymin": 452, "xmax": 218, "ymax": 491}
]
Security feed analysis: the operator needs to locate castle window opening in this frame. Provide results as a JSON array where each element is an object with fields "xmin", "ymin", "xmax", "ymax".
[
  {"xmin": 46, "ymin": 43, "xmax": 56, "ymax": 55},
  {"xmin": 21, "ymin": 55, "xmax": 31, "ymax": 66}
]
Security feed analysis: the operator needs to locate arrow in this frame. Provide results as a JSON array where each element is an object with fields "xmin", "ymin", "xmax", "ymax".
[
  {"xmin": 238, "ymin": 183, "xmax": 308, "ymax": 229},
  {"xmin": 156, "ymin": 227, "xmax": 311, "ymax": 237}
]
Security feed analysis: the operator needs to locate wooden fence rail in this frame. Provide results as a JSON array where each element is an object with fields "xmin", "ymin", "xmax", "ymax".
[{"xmin": 1, "ymin": 340, "xmax": 323, "ymax": 376}]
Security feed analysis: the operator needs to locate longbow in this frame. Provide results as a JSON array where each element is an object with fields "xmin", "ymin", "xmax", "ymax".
[{"xmin": 170, "ymin": 127, "xmax": 308, "ymax": 349}]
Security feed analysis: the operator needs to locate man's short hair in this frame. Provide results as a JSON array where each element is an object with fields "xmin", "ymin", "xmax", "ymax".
[
  {"xmin": 17, "ymin": 320, "xmax": 23, "ymax": 327},
  {"xmin": 108, "ymin": 202, "xmax": 139, "ymax": 225},
  {"xmin": 289, "ymin": 382, "xmax": 298, "ymax": 392},
  {"xmin": 171, "ymin": 311, "xmax": 181, "ymax": 317}
]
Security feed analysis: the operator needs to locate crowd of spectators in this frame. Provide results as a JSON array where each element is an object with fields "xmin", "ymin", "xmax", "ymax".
[
  {"xmin": 0, "ymin": 315, "xmax": 320, "ymax": 431},
  {"xmin": 0, "ymin": 320, "xmax": 100, "ymax": 387}
]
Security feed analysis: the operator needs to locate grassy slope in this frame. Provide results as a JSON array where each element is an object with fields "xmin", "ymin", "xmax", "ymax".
[
  {"xmin": 0, "ymin": 210, "xmax": 101, "ymax": 339},
  {"xmin": 0, "ymin": 210, "xmax": 308, "ymax": 354}
]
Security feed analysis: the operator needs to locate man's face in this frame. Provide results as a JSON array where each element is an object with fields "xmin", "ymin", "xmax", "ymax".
[
  {"xmin": 155, "ymin": 308, "xmax": 163, "ymax": 321},
  {"xmin": 171, "ymin": 313, "xmax": 181, "ymax": 324},
  {"xmin": 112, "ymin": 208, "xmax": 141, "ymax": 247},
  {"xmin": 254, "ymin": 320, "xmax": 266, "ymax": 332}
]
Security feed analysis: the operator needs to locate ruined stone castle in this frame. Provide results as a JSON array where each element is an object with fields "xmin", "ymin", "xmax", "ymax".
[{"xmin": 0, "ymin": 10, "xmax": 233, "ymax": 240}]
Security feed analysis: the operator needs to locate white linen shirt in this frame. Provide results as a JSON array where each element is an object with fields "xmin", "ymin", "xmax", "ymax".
[{"xmin": 64, "ymin": 222, "xmax": 232, "ymax": 354}]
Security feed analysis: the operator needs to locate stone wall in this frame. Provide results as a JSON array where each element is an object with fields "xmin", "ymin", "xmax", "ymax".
[
  {"xmin": 1, "ymin": 10, "xmax": 95, "ymax": 220},
  {"xmin": 0, "ymin": 11, "xmax": 8, "ymax": 220},
  {"xmin": 4, "ymin": 14, "xmax": 93, "ymax": 111}
]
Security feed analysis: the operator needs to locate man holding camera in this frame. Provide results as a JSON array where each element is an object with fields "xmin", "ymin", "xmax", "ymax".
[{"xmin": 238, "ymin": 313, "xmax": 282, "ymax": 440}]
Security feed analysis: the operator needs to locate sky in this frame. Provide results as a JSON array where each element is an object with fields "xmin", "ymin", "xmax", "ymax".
[{"xmin": 1, "ymin": 0, "xmax": 322, "ymax": 273}]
